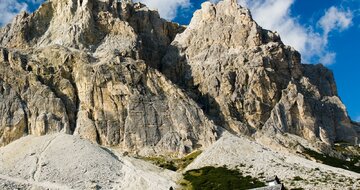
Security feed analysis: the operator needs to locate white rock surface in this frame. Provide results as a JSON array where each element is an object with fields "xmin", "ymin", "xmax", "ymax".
[
  {"xmin": 0, "ymin": 134, "xmax": 178, "ymax": 190},
  {"xmin": 186, "ymin": 132, "xmax": 360, "ymax": 190}
]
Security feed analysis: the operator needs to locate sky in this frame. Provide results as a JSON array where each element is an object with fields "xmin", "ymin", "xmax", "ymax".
[{"xmin": 0, "ymin": 0, "xmax": 359, "ymax": 121}]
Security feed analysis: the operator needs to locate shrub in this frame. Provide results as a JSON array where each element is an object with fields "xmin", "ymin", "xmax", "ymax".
[
  {"xmin": 141, "ymin": 150, "xmax": 202, "ymax": 171},
  {"xmin": 303, "ymin": 148, "xmax": 360, "ymax": 173},
  {"xmin": 181, "ymin": 166, "xmax": 266, "ymax": 190}
]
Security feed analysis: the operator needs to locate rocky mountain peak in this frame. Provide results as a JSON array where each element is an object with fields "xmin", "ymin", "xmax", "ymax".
[
  {"xmin": 0, "ymin": 0, "xmax": 183, "ymax": 68},
  {"xmin": 0, "ymin": 0, "xmax": 359, "ymax": 157},
  {"xmin": 162, "ymin": 0, "xmax": 359, "ymax": 147},
  {"xmin": 1, "ymin": 1, "xmax": 360, "ymax": 189},
  {"xmin": 0, "ymin": 0, "xmax": 211, "ymax": 156}
]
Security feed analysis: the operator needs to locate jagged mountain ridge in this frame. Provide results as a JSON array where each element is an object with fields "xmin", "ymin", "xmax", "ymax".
[
  {"xmin": 0, "ymin": 0, "xmax": 217, "ymax": 155},
  {"xmin": 162, "ymin": 0, "xmax": 360, "ymax": 149},
  {"xmin": 0, "ymin": 0, "xmax": 359, "ymax": 157}
]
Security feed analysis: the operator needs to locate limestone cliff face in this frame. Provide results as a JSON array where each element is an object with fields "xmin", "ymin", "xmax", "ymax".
[
  {"xmin": 0, "ymin": 0, "xmax": 216, "ymax": 156},
  {"xmin": 161, "ymin": 0, "xmax": 359, "ymax": 146},
  {"xmin": 0, "ymin": 0, "xmax": 183, "ymax": 68},
  {"xmin": 0, "ymin": 0, "xmax": 358, "ymax": 155}
]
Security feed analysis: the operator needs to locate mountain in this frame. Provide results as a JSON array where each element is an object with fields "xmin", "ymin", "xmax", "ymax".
[
  {"xmin": 0, "ymin": 0, "xmax": 217, "ymax": 156},
  {"xmin": 0, "ymin": 0, "xmax": 359, "ymax": 189},
  {"xmin": 162, "ymin": 0, "xmax": 359, "ymax": 148}
]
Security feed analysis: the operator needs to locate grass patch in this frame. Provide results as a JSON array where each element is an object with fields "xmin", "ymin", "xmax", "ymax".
[
  {"xmin": 142, "ymin": 157, "xmax": 177, "ymax": 171},
  {"xmin": 293, "ymin": 176, "xmax": 303, "ymax": 181},
  {"xmin": 177, "ymin": 150, "xmax": 202, "ymax": 170},
  {"xmin": 141, "ymin": 150, "xmax": 202, "ymax": 171},
  {"xmin": 303, "ymin": 148, "xmax": 360, "ymax": 173},
  {"xmin": 181, "ymin": 166, "xmax": 266, "ymax": 190}
]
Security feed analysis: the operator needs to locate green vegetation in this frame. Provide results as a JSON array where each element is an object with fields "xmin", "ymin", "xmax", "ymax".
[
  {"xmin": 180, "ymin": 166, "xmax": 266, "ymax": 190},
  {"xmin": 142, "ymin": 156, "xmax": 177, "ymax": 171},
  {"xmin": 177, "ymin": 150, "xmax": 203, "ymax": 170},
  {"xmin": 141, "ymin": 156, "xmax": 178, "ymax": 171},
  {"xmin": 334, "ymin": 143, "xmax": 360, "ymax": 156},
  {"xmin": 303, "ymin": 148, "xmax": 360, "ymax": 173},
  {"xmin": 293, "ymin": 176, "xmax": 303, "ymax": 181},
  {"xmin": 141, "ymin": 150, "xmax": 202, "ymax": 171}
]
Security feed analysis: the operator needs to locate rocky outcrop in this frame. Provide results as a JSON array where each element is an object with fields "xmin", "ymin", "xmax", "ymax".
[
  {"xmin": 72, "ymin": 51, "xmax": 217, "ymax": 155},
  {"xmin": 0, "ymin": 0, "xmax": 216, "ymax": 156},
  {"xmin": 161, "ymin": 0, "xmax": 359, "ymax": 146},
  {"xmin": 0, "ymin": 0, "xmax": 358, "ymax": 156},
  {"xmin": 0, "ymin": 0, "xmax": 184, "ymax": 68},
  {"xmin": 162, "ymin": 0, "xmax": 301, "ymax": 133},
  {"xmin": 0, "ymin": 48, "xmax": 71, "ymax": 146}
]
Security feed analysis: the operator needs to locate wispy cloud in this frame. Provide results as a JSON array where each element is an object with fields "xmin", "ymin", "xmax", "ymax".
[
  {"xmin": 210, "ymin": 0, "xmax": 354, "ymax": 65},
  {"xmin": 317, "ymin": 6, "xmax": 353, "ymax": 64},
  {"xmin": 0, "ymin": 0, "xmax": 46, "ymax": 26},
  {"xmin": 318, "ymin": 7, "xmax": 352, "ymax": 65},
  {"xmin": 319, "ymin": 6, "xmax": 353, "ymax": 42},
  {"xmin": 0, "ymin": 1, "xmax": 28, "ymax": 26}
]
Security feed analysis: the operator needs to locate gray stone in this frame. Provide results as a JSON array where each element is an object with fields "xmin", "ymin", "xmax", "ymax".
[{"xmin": 161, "ymin": 0, "xmax": 359, "ymax": 147}]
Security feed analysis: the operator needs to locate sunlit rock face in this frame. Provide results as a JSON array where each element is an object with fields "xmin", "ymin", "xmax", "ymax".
[
  {"xmin": 161, "ymin": 0, "xmax": 359, "ymax": 146},
  {"xmin": 0, "ymin": 0, "xmax": 216, "ymax": 156},
  {"xmin": 0, "ymin": 0, "xmax": 358, "ymax": 156}
]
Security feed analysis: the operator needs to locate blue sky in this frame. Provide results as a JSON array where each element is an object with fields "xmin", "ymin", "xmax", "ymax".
[{"xmin": 1, "ymin": 0, "xmax": 359, "ymax": 121}]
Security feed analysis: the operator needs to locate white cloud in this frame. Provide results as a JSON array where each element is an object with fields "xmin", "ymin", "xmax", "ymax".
[
  {"xmin": 134, "ymin": 0, "xmax": 191, "ymax": 20},
  {"xmin": 355, "ymin": 115, "xmax": 360, "ymax": 122},
  {"xmin": 319, "ymin": 52, "xmax": 336, "ymax": 65},
  {"xmin": 209, "ymin": 0, "xmax": 354, "ymax": 65},
  {"xmin": 0, "ymin": 0, "xmax": 46, "ymax": 26},
  {"xmin": 0, "ymin": 1, "xmax": 28, "ymax": 26},
  {"xmin": 242, "ymin": 0, "xmax": 312, "ymax": 55},
  {"xmin": 318, "ymin": 6, "xmax": 353, "ymax": 44}
]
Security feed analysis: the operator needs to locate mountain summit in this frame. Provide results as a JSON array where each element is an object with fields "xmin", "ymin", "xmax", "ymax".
[
  {"xmin": 162, "ymin": 0, "xmax": 360, "ymax": 148},
  {"xmin": 0, "ymin": 0, "xmax": 359, "ymax": 159},
  {"xmin": 0, "ymin": 0, "xmax": 359, "ymax": 189},
  {"xmin": 0, "ymin": 0, "xmax": 216, "ymax": 155}
]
